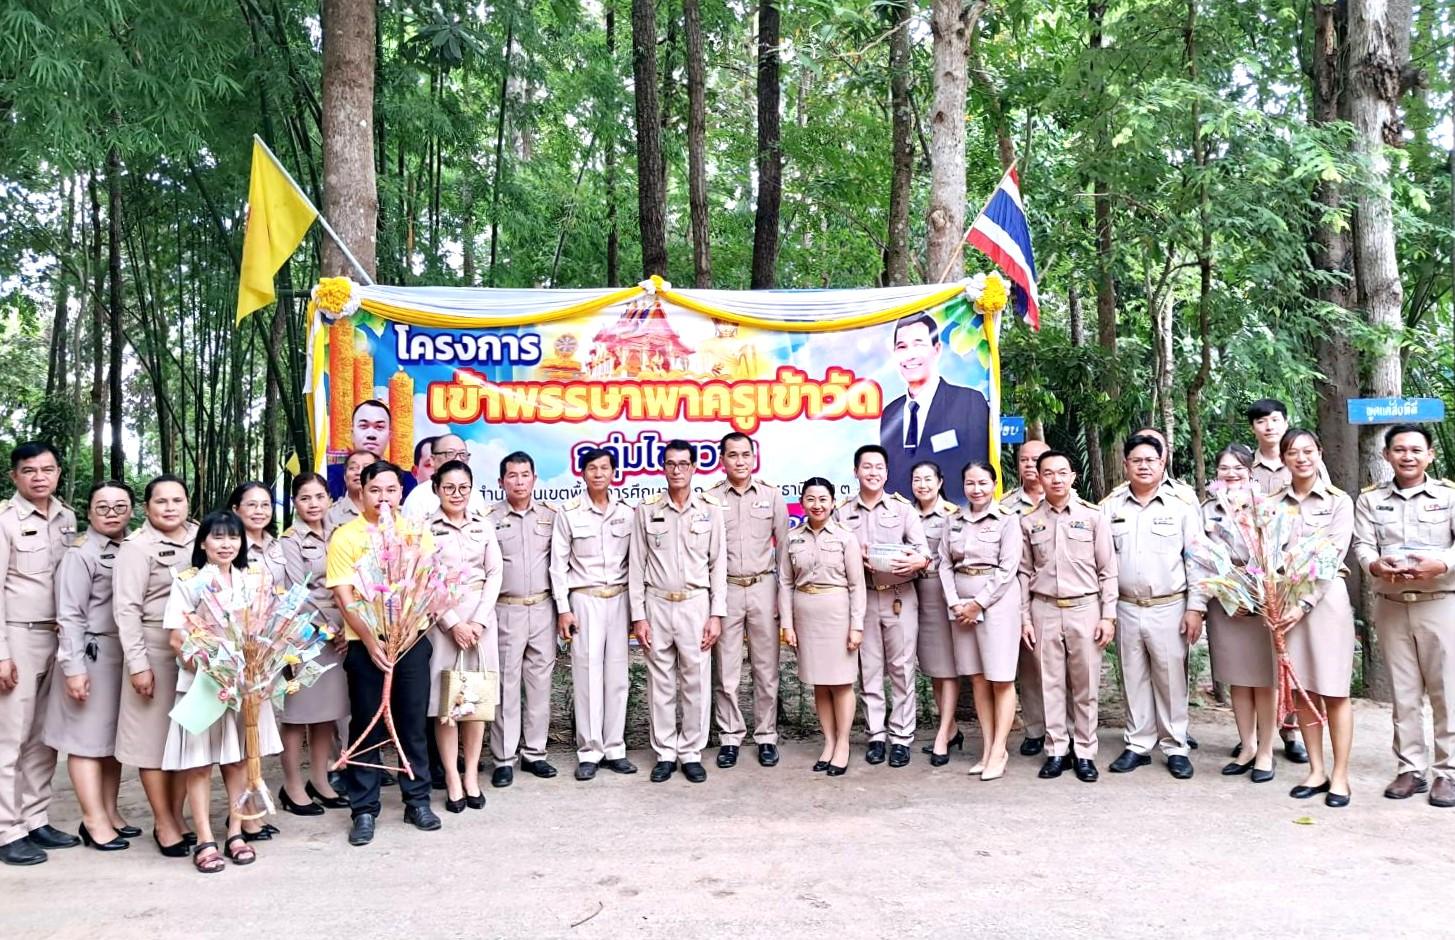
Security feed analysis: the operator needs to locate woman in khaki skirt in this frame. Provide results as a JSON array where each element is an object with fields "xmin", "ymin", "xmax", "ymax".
[
  {"xmin": 163, "ymin": 512, "xmax": 284, "ymax": 872},
  {"xmin": 937, "ymin": 461, "xmax": 1024, "ymax": 781},
  {"xmin": 1196, "ymin": 444, "xmax": 1279, "ymax": 783},
  {"xmin": 1272, "ymin": 429, "xmax": 1356, "ymax": 807},
  {"xmin": 113, "ymin": 474, "xmax": 198, "ymax": 857},
  {"xmin": 777, "ymin": 477, "xmax": 865, "ymax": 776},
  {"xmin": 268, "ymin": 473, "xmax": 350, "ymax": 816},
  {"xmin": 426, "ymin": 461, "xmax": 503, "ymax": 813},
  {"xmin": 43, "ymin": 481, "xmax": 138, "ymax": 851},
  {"xmin": 909, "ymin": 461, "xmax": 963, "ymax": 765}
]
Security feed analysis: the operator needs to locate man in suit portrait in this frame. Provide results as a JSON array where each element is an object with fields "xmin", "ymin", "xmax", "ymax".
[{"xmin": 878, "ymin": 312, "xmax": 990, "ymax": 505}]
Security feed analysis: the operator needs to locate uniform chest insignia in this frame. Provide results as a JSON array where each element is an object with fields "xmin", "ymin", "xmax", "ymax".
[
  {"xmin": 1068, "ymin": 520, "xmax": 1090, "ymax": 530},
  {"xmin": 651, "ymin": 513, "xmax": 665, "ymax": 523},
  {"xmin": 158, "ymin": 549, "xmax": 176, "ymax": 558},
  {"xmin": 1030, "ymin": 523, "xmax": 1046, "ymax": 534},
  {"xmin": 1424, "ymin": 502, "xmax": 1444, "ymax": 512},
  {"xmin": 1153, "ymin": 515, "xmax": 1174, "ymax": 525},
  {"xmin": 100, "ymin": 552, "xmax": 116, "ymax": 560},
  {"xmin": 693, "ymin": 511, "xmax": 710, "ymax": 523},
  {"xmin": 1110, "ymin": 515, "xmax": 1125, "ymax": 524},
  {"xmin": 21, "ymin": 528, "xmax": 37, "ymax": 537},
  {"xmin": 431, "ymin": 526, "xmax": 449, "ymax": 536},
  {"xmin": 753, "ymin": 500, "xmax": 772, "ymax": 509},
  {"xmin": 1376, "ymin": 504, "xmax": 1394, "ymax": 511}
]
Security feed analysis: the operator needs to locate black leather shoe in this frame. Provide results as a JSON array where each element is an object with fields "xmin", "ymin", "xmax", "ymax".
[
  {"xmin": 306, "ymin": 781, "xmax": 350, "ymax": 809},
  {"xmin": 1074, "ymin": 759, "xmax": 1099, "ymax": 782},
  {"xmin": 811, "ymin": 760, "xmax": 830, "ymax": 773},
  {"xmin": 757, "ymin": 744, "xmax": 780, "ymax": 767},
  {"xmin": 465, "ymin": 791, "xmax": 486, "ymax": 810},
  {"xmin": 1250, "ymin": 765, "xmax": 1276, "ymax": 784},
  {"xmin": 928, "ymin": 751, "xmax": 950, "ymax": 767},
  {"xmin": 575, "ymin": 762, "xmax": 598, "ymax": 782},
  {"xmin": 1, "ymin": 837, "xmax": 46, "ymax": 866},
  {"xmin": 492, "ymin": 766, "xmax": 514, "ymax": 788},
  {"xmin": 650, "ymin": 761, "xmax": 677, "ymax": 783},
  {"xmin": 716, "ymin": 746, "xmax": 739, "ymax": 769},
  {"xmin": 1290, "ymin": 780, "xmax": 1330, "ymax": 800},
  {"xmin": 1283, "ymin": 737, "xmax": 1309, "ymax": 764},
  {"xmin": 153, "ymin": 830, "xmax": 189, "ymax": 858},
  {"xmin": 1038, "ymin": 755, "xmax": 1068, "ymax": 779},
  {"xmin": 826, "ymin": 764, "xmax": 847, "ymax": 776},
  {"xmin": 78, "ymin": 823, "xmax": 129, "ymax": 851},
  {"xmin": 116, "ymin": 824, "xmax": 142, "ymax": 839},
  {"xmin": 888, "ymin": 744, "xmax": 911, "ymax": 767},
  {"xmin": 865, "ymin": 741, "xmax": 887, "ymax": 765},
  {"xmin": 1187, "ymin": 734, "xmax": 1199, "ymax": 750},
  {"xmin": 444, "ymin": 796, "xmax": 466, "ymax": 814},
  {"xmin": 682, "ymin": 762, "xmax": 707, "ymax": 783},
  {"xmin": 1325, "ymin": 790, "xmax": 1350, "ymax": 808},
  {"xmin": 1230, "ymin": 742, "xmax": 1243, "ymax": 759},
  {"xmin": 28, "ymin": 825, "xmax": 79, "ymax": 849},
  {"xmin": 403, "ymin": 804, "xmax": 442, "ymax": 831},
  {"xmin": 279, "ymin": 786, "xmax": 325, "ymax": 816},
  {"xmin": 601, "ymin": 757, "xmax": 638, "ymax": 775},
  {"xmin": 1222, "ymin": 759, "xmax": 1255, "ymax": 776},
  {"xmin": 328, "ymin": 770, "xmax": 348, "ymax": 794},
  {"xmin": 923, "ymin": 730, "xmax": 964, "ymax": 754},
  {"xmin": 1020, "ymin": 735, "xmax": 1045, "ymax": 757},
  {"xmin": 1109, "ymin": 750, "xmax": 1150, "ymax": 774},
  {"xmin": 522, "ymin": 759, "xmax": 558, "ymax": 779},
  {"xmin": 1167, "ymin": 755, "xmax": 1194, "ymax": 779},
  {"xmin": 348, "ymin": 813, "xmax": 376, "ymax": 847}
]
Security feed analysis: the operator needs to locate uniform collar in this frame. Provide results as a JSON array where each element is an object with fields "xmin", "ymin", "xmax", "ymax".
[
  {"xmin": 13, "ymin": 493, "xmax": 60, "ymax": 520},
  {"xmin": 89, "ymin": 527, "xmax": 123, "ymax": 550},
  {"xmin": 1392, "ymin": 476, "xmax": 1437, "ymax": 499},
  {"xmin": 852, "ymin": 490, "xmax": 887, "ymax": 511},
  {"xmin": 140, "ymin": 518, "xmax": 196, "ymax": 545},
  {"xmin": 1043, "ymin": 496, "xmax": 1076, "ymax": 514},
  {"xmin": 1252, "ymin": 452, "xmax": 1282, "ymax": 472},
  {"xmin": 717, "ymin": 477, "xmax": 759, "ymax": 496},
  {"xmin": 966, "ymin": 501, "xmax": 1003, "ymax": 522},
  {"xmin": 499, "ymin": 498, "xmax": 536, "ymax": 517}
]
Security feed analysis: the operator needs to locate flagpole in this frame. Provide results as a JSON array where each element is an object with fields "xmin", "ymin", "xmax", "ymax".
[
  {"xmin": 935, "ymin": 159, "xmax": 1019, "ymax": 284},
  {"xmin": 252, "ymin": 134, "xmax": 376, "ymax": 286}
]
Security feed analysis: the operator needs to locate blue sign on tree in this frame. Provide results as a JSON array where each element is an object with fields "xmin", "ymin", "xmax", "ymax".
[{"xmin": 1346, "ymin": 397, "xmax": 1445, "ymax": 425}]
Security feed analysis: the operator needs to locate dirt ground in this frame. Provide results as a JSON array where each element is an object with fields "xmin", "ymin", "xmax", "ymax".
[{"xmin": 3, "ymin": 651, "xmax": 1452, "ymax": 939}]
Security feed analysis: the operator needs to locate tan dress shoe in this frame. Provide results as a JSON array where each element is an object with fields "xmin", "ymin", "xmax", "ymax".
[{"xmin": 1429, "ymin": 776, "xmax": 1455, "ymax": 808}]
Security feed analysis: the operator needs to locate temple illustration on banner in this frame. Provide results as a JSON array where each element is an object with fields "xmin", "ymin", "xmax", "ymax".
[{"xmin": 536, "ymin": 297, "xmax": 764, "ymax": 382}]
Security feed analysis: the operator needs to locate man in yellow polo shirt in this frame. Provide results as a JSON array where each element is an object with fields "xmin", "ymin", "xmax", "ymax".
[{"xmin": 327, "ymin": 461, "xmax": 439, "ymax": 847}]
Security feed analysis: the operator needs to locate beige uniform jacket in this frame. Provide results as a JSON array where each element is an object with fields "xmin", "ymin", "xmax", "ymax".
[
  {"xmin": 0, "ymin": 495, "xmax": 76, "ymax": 660},
  {"xmin": 113, "ymin": 521, "xmax": 198, "ymax": 676},
  {"xmin": 706, "ymin": 478, "xmax": 789, "ymax": 578},
  {"xmin": 1018, "ymin": 496, "xmax": 1118, "ymax": 624},
  {"xmin": 1101, "ymin": 486, "xmax": 1203, "ymax": 611},
  {"xmin": 54, "ymin": 528, "xmax": 123, "ymax": 678},
  {"xmin": 1352, "ymin": 477, "xmax": 1455, "ymax": 596},
  {"xmin": 488, "ymin": 500, "xmax": 558, "ymax": 598},
  {"xmin": 549, "ymin": 494, "xmax": 633, "ymax": 614},
  {"xmin": 833, "ymin": 491, "xmax": 929, "ymax": 588},
  {"xmin": 628, "ymin": 492, "xmax": 727, "ymax": 621}
]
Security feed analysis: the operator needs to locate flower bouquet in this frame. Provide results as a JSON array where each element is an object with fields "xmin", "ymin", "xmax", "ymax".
[
  {"xmin": 1186, "ymin": 483, "xmax": 1343, "ymax": 723},
  {"xmin": 177, "ymin": 566, "xmax": 335, "ymax": 819},
  {"xmin": 333, "ymin": 504, "xmax": 462, "ymax": 779}
]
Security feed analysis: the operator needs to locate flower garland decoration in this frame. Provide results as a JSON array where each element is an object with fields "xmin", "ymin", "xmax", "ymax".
[
  {"xmin": 974, "ymin": 271, "xmax": 1009, "ymax": 317},
  {"xmin": 311, "ymin": 276, "xmax": 360, "ymax": 323}
]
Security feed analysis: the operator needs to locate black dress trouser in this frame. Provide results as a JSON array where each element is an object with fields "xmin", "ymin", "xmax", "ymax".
[{"xmin": 343, "ymin": 638, "xmax": 433, "ymax": 817}]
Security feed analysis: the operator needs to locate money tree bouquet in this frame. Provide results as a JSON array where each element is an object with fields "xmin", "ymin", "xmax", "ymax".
[{"xmin": 1186, "ymin": 483, "xmax": 1344, "ymax": 723}]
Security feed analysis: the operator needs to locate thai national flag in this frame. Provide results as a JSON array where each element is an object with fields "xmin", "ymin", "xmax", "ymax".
[{"xmin": 966, "ymin": 166, "xmax": 1040, "ymax": 330}]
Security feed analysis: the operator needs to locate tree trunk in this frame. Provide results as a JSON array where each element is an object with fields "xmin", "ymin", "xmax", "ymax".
[
  {"xmin": 605, "ymin": 2, "xmax": 621, "ymax": 287},
  {"xmin": 1069, "ymin": 281, "xmax": 1104, "ymax": 492},
  {"xmin": 925, "ymin": 0, "xmax": 969, "ymax": 282},
  {"xmin": 46, "ymin": 177, "xmax": 75, "ymax": 401},
  {"xmin": 1183, "ymin": 0, "xmax": 1211, "ymax": 495},
  {"xmin": 88, "ymin": 172, "xmax": 105, "ymax": 483},
  {"xmin": 105, "ymin": 146, "xmax": 125, "ymax": 481},
  {"xmin": 750, "ymin": 0, "xmax": 782, "ymax": 289},
  {"xmin": 320, "ymin": 0, "xmax": 378, "ymax": 279},
  {"xmin": 883, "ymin": 0, "xmax": 914, "ymax": 286},
  {"xmin": 1090, "ymin": 0, "xmax": 1121, "ymax": 491},
  {"xmin": 684, "ymin": 0, "xmax": 712, "ymax": 288},
  {"xmin": 488, "ymin": 13, "xmax": 515, "ymax": 287},
  {"xmin": 631, "ymin": 0, "xmax": 668, "ymax": 278}
]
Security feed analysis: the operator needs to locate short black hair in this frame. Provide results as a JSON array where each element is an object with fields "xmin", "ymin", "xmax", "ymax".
[
  {"xmin": 143, "ymin": 474, "xmax": 189, "ymax": 504},
  {"xmin": 1384, "ymin": 424, "xmax": 1433, "ymax": 449},
  {"xmin": 1245, "ymin": 398, "xmax": 1287, "ymax": 423},
  {"xmin": 578, "ymin": 447, "xmax": 617, "ymax": 471},
  {"xmin": 10, "ymin": 441, "xmax": 60, "ymax": 469},
  {"xmin": 1036, "ymin": 449, "xmax": 1076, "ymax": 473},
  {"xmin": 433, "ymin": 459, "xmax": 473, "ymax": 487},
  {"xmin": 1278, "ymin": 427, "xmax": 1321, "ymax": 456},
  {"xmin": 663, "ymin": 439, "xmax": 695, "ymax": 460},
  {"xmin": 352, "ymin": 398, "xmax": 391, "ymax": 419},
  {"xmin": 414, "ymin": 436, "xmax": 439, "ymax": 465},
  {"xmin": 360, "ymin": 461, "xmax": 406, "ymax": 488},
  {"xmin": 87, "ymin": 479, "xmax": 134, "ymax": 508},
  {"xmin": 1214, "ymin": 443, "xmax": 1254, "ymax": 470},
  {"xmin": 718, "ymin": 432, "xmax": 753, "ymax": 457},
  {"xmin": 499, "ymin": 451, "xmax": 535, "ymax": 478},
  {"xmin": 800, "ymin": 476, "xmax": 835, "ymax": 499},
  {"xmin": 290, "ymin": 472, "xmax": 329, "ymax": 498},
  {"xmin": 892, "ymin": 312, "xmax": 941, "ymax": 347},
  {"xmin": 192, "ymin": 511, "xmax": 248, "ymax": 569},
  {"xmin": 960, "ymin": 460, "xmax": 997, "ymax": 484},
  {"xmin": 346, "ymin": 449, "xmax": 380, "ymax": 466},
  {"xmin": 854, "ymin": 444, "xmax": 889, "ymax": 469},
  {"xmin": 1124, "ymin": 434, "xmax": 1164, "ymax": 458}
]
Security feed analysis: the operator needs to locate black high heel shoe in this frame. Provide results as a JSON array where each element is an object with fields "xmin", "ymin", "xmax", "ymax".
[
  {"xmin": 306, "ymin": 781, "xmax": 351, "ymax": 810},
  {"xmin": 116, "ymin": 824, "xmax": 142, "ymax": 839},
  {"xmin": 279, "ymin": 786, "xmax": 325, "ymax": 816},
  {"xmin": 465, "ymin": 791, "xmax": 486, "ymax": 810},
  {"xmin": 825, "ymin": 764, "xmax": 847, "ymax": 777},
  {"xmin": 929, "ymin": 751, "xmax": 951, "ymax": 767},
  {"xmin": 1221, "ymin": 759, "xmax": 1255, "ymax": 776},
  {"xmin": 79, "ymin": 823, "xmax": 129, "ymax": 852},
  {"xmin": 153, "ymin": 829, "xmax": 189, "ymax": 858},
  {"xmin": 1250, "ymin": 764, "xmax": 1276, "ymax": 784},
  {"xmin": 445, "ymin": 796, "xmax": 467, "ymax": 814},
  {"xmin": 922, "ymin": 730, "xmax": 964, "ymax": 755},
  {"xmin": 811, "ymin": 760, "xmax": 830, "ymax": 772}
]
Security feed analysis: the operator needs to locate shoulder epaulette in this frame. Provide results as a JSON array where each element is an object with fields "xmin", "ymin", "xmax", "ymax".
[
  {"xmin": 537, "ymin": 500, "xmax": 558, "ymax": 514},
  {"xmin": 643, "ymin": 492, "xmax": 664, "ymax": 505},
  {"xmin": 1327, "ymin": 484, "xmax": 1346, "ymax": 497},
  {"xmin": 756, "ymin": 476, "xmax": 776, "ymax": 489},
  {"xmin": 0, "ymin": 499, "xmax": 11, "ymax": 515},
  {"xmin": 889, "ymin": 492, "xmax": 911, "ymax": 504},
  {"xmin": 563, "ymin": 497, "xmax": 581, "ymax": 511},
  {"xmin": 707, "ymin": 478, "xmax": 726, "ymax": 490},
  {"xmin": 71, "ymin": 533, "xmax": 86, "ymax": 547},
  {"xmin": 1360, "ymin": 483, "xmax": 1379, "ymax": 493},
  {"xmin": 1441, "ymin": 478, "xmax": 1455, "ymax": 490},
  {"xmin": 938, "ymin": 499, "xmax": 958, "ymax": 515},
  {"xmin": 281, "ymin": 524, "xmax": 301, "ymax": 540},
  {"xmin": 701, "ymin": 493, "xmax": 721, "ymax": 506},
  {"xmin": 835, "ymin": 496, "xmax": 853, "ymax": 509},
  {"xmin": 1109, "ymin": 481, "xmax": 1129, "ymax": 495},
  {"xmin": 177, "ymin": 566, "xmax": 199, "ymax": 580}
]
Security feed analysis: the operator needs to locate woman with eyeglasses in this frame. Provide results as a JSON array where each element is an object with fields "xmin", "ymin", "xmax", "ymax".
[
  {"xmin": 228, "ymin": 481, "xmax": 275, "ymax": 559},
  {"xmin": 425, "ymin": 460, "xmax": 503, "ymax": 811}
]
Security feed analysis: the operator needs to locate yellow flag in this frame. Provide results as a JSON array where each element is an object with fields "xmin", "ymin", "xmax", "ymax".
[{"xmin": 236, "ymin": 138, "xmax": 317, "ymax": 322}]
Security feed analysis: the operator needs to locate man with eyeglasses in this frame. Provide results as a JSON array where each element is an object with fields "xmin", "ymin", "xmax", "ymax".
[
  {"xmin": 1100, "ymin": 434, "xmax": 1201, "ymax": 780},
  {"xmin": 0, "ymin": 441, "xmax": 78, "ymax": 865},
  {"xmin": 630, "ymin": 440, "xmax": 727, "ymax": 784},
  {"xmin": 402, "ymin": 434, "xmax": 487, "ymax": 520}
]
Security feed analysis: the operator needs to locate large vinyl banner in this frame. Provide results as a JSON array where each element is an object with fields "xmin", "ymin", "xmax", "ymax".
[{"xmin": 306, "ymin": 276, "xmax": 1007, "ymax": 506}]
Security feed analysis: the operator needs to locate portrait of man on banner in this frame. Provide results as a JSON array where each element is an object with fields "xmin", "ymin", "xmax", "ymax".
[{"xmin": 879, "ymin": 311, "xmax": 990, "ymax": 505}]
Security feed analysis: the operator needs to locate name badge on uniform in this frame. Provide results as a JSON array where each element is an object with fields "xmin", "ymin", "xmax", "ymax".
[
  {"xmin": 1376, "ymin": 504, "xmax": 1394, "ymax": 512},
  {"xmin": 929, "ymin": 429, "xmax": 958, "ymax": 453},
  {"xmin": 1029, "ymin": 522, "xmax": 1046, "ymax": 534},
  {"xmin": 21, "ymin": 528, "xmax": 36, "ymax": 537},
  {"xmin": 753, "ymin": 500, "xmax": 772, "ymax": 509},
  {"xmin": 158, "ymin": 549, "xmax": 175, "ymax": 558},
  {"xmin": 1110, "ymin": 515, "xmax": 1126, "ymax": 524},
  {"xmin": 1069, "ymin": 520, "xmax": 1090, "ymax": 530},
  {"xmin": 1153, "ymin": 515, "xmax": 1174, "ymax": 525}
]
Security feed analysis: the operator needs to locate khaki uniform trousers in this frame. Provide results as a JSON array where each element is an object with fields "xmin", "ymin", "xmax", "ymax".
[
  {"xmin": 0, "ymin": 623, "xmax": 59, "ymax": 846},
  {"xmin": 859, "ymin": 583, "xmax": 918, "ymax": 747},
  {"xmin": 1031, "ymin": 596, "xmax": 1102, "ymax": 760},
  {"xmin": 713, "ymin": 578, "xmax": 779, "ymax": 746},
  {"xmin": 569, "ymin": 591, "xmax": 630, "ymax": 764},
  {"xmin": 490, "ymin": 599, "xmax": 557, "ymax": 767},
  {"xmin": 1116, "ymin": 598, "xmax": 1190, "ymax": 757},
  {"xmin": 1377, "ymin": 594, "xmax": 1455, "ymax": 779},
  {"xmin": 643, "ymin": 592, "xmax": 712, "ymax": 764}
]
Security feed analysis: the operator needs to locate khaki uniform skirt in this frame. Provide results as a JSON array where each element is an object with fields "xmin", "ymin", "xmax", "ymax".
[
  {"xmin": 914, "ymin": 573, "xmax": 957, "ymax": 679},
  {"xmin": 113, "ymin": 624, "xmax": 179, "ymax": 769},
  {"xmin": 428, "ymin": 589, "xmax": 500, "ymax": 717},
  {"xmin": 793, "ymin": 588, "xmax": 858, "ymax": 687},
  {"xmin": 1207, "ymin": 608, "xmax": 1276, "ymax": 688},
  {"xmin": 43, "ymin": 633, "xmax": 124, "ymax": 758},
  {"xmin": 951, "ymin": 571, "xmax": 1021, "ymax": 682}
]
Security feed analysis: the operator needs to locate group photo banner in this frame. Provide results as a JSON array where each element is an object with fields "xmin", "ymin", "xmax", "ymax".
[{"xmin": 305, "ymin": 275, "xmax": 1008, "ymax": 508}]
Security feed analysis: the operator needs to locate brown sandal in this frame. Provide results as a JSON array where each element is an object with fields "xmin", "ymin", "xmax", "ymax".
[
  {"xmin": 192, "ymin": 841, "xmax": 224, "ymax": 874},
  {"xmin": 223, "ymin": 834, "xmax": 256, "ymax": 866}
]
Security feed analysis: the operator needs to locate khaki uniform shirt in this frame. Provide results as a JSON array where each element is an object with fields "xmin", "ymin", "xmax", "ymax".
[
  {"xmin": 999, "ymin": 486, "xmax": 1041, "ymax": 516},
  {"xmin": 114, "ymin": 520, "xmax": 199, "ymax": 675},
  {"xmin": 1353, "ymin": 476, "xmax": 1455, "ymax": 596},
  {"xmin": 0, "ymin": 495, "xmax": 76, "ymax": 660},
  {"xmin": 549, "ymin": 494, "xmax": 633, "ymax": 614},
  {"xmin": 488, "ymin": 499, "xmax": 557, "ymax": 599},
  {"xmin": 777, "ymin": 521, "xmax": 865, "ymax": 632},
  {"xmin": 272, "ymin": 524, "xmax": 337, "ymax": 622},
  {"xmin": 1101, "ymin": 485, "xmax": 1202, "ymax": 610},
  {"xmin": 427, "ymin": 510, "xmax": 504, "ymax": 628},
  {"xmin": 706, "ymin": 477, "xmax": 789, "ymax": 577},
  {"xmin": 937, "ymin": 504, "xmax": 1021, "ymax": 611},
  {"xmin": 55, "ymin": 528, "xmax": 123, "ymax": 678},
  {"xmin": 1273, "ymin": 480, "xmax": 1354, "ymax": 609},
  {"xmin": 833, "ymin": 491, "xmax": 930, "ymax": 588},
  {"xmin": 628, "ymin": 492, "xmax": 727, "ymax": 621},
  {"xmin": 324, "ymin": 496, "xmax": 361, "ymax": 536},
  {"xmin": 1018, "ymin": 496, "xmax": 1118, "ymax": 623},
  {"xmin": 1251, "ymin": 453, "xmax": 1292, "ymax": 495}
]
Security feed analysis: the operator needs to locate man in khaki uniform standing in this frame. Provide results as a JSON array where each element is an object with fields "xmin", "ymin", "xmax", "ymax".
[
  {"xmin": 1102, "ymin": 434, "xmax": 1201, "ymax": 779},
  {"xmin": 1001, "ymin": 440, "xmax": 1049, "ymax": 755},
  {"xmin": 836, "ymin": 444, "xmax": 930, "ymax": 768},
  {"xmin": 706, "ymin": 432, "xmax": 789, "ymax": 769},
  {"xmin": 0, "ymin": 442, "xmax": 78, "ymax": 866},
  {"xmin": 631, "ymin": 440, "xmax": 727, "ymax": 784},
  {"xmin": 1019, "ymin": 450, "xmax": 1117, "ymax": 783},
  {"xmin": 550, "ymin": 447, "xmax": 637, "ymax": 782},
  {"xmin": 488, "ymin": 451, "xmax": 559, "ymax": 788},
  {"xmin": 1353, "ymin": 424, "xmax": 1455, "ymax": 807}
]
